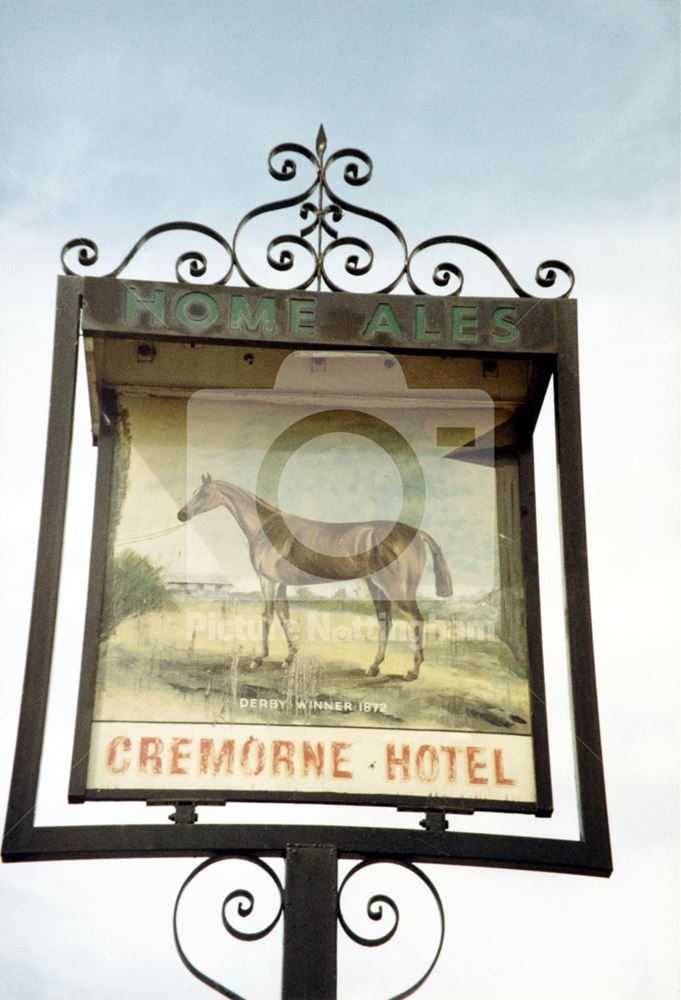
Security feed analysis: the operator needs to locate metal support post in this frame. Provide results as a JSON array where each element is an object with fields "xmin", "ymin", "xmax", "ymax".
[{"xmin": 282, "ymin": 845, "xmax": 338, "ymax": 1000}]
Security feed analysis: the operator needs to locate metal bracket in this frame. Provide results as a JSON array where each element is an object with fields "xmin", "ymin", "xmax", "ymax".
[
  {"xmin": 397, "ymin": 805, "xmax": 472, "ymax": 829},
  {"xmin": 419, "ymin": 809, "xmax": 450, "ymax": 833},
  {"xmin": 146, "ymin": 798, "xmax": 228, "ymax": 823},
  {"xmin": 168, "ymin": 802, "xmax": 198, "ymax": 825}
]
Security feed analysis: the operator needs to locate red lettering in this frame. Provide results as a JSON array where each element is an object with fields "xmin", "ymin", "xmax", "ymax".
[
  {"xmin": 302, "ymin": 741, "xmax": 324, "ymax": 777},
  {"xmin": 331, "ymin": 742, "xmax": 352, "ymax": 779},
  {"xmin": 494, "ymin": 749, "xmax": 515, "ymax": 785},
  {"xmin": 240, "ymin": 737, "xmax": 265, "ymax": 776},
  {"xmin": 272, "ymin": 740, "xmax": 295, "ymax": 777},
  {"xmin": 139, "ymin": 737, "xmax": 163, "ymax": 774},
  {"xmin": 466, "ymin": 747, "xmax": 488, "ymax": 784},
  {"xmin": 170, "ymin": 738, "xmax": 191, "ymax": 775},
  {"xmin": 107, "ymin": 736, "xmax": 131, "ymax": 774},
  {"xmin": 415, "ymin": 745, "xmax": 438, "ymax": 782},
  {"xmin": 199, "ymin": 739, "xmax": 235, "ymax": 775},
  {"xmin": 386, "ymin": 744, "xmax": 410, "ymax": 781},
  {"xmin": 440, "ymin": 746, "xmax": 458, "ymax": 781}
]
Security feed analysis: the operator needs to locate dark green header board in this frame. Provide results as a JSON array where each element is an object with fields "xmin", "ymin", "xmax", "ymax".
[{"xmin": 82, "ymin": 278, "xmax": 571, "ymax": 354}]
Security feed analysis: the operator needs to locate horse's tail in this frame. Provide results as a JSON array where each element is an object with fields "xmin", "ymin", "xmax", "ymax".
[{"xmin": 420, "ymin": 531, "xmax": 453, "ymax": 597}]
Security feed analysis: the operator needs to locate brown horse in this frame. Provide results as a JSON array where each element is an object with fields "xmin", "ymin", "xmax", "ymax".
[{"xmin": 177, "ymin": 475, "xmax": 452, "ymax": 681}]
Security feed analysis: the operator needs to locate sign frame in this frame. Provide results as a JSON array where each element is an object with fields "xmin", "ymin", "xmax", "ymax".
[
  {"xmin": 3, "ymin": 275, "xmax": 611, "ymax": 876},
  {"xmin": 70, "ymin": 277, "xmax": 556, "ymax": 818}
]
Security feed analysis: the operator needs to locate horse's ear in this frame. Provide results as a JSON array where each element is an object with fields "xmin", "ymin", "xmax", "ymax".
[
  {"xmin": 201, "ymin": 473, "xmax": 207, "ymax": 484},
  {"xmin": 205, "ymin": 473, "xmax": 212, "ymax": 483}
]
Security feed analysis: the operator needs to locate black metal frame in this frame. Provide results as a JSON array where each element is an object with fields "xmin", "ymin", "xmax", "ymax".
[{"xmin": 3, "ymin": 275, "xmax": 610, "ymax": 877}]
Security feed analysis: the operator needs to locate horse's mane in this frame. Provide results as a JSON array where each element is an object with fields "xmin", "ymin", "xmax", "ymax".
[{"xmin": 214, "ymin": 479, "xmax": 281, "ymax": 518}]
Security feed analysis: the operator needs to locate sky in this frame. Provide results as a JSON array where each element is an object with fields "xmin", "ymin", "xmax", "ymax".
[{"xmin": 0, "ymin": 1, "xmax": 679, "ymax": 998}]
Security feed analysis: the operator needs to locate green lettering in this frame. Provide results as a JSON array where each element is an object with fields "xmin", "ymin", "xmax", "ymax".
[
  {"xmin": 289, "ymin": 298, "xmax": 316, "ymax": 337},
  {"xmin": 229, "ymin": 296, "xmax": 275, "ymax": 333},
  {"xmin": 175, "ymin": 292, "xmax": 219, "ymax": 332},
  {"xmin": 415, "ymin": 304, "xmax": 440, "ymax": 342},
  {"xmin": 362, "ymin": 304, "xmax": 403, "ymax": 339},
  {"xmin": 125, "ymin": 287, "xmax": 164, "ymax": 327},
  {"xmin": 451, "ymin": 307, "xmax": 478, "ymax": 343},
  {"xmin": 492, "ymin": 307, "xmax": 520, "ymax": 343}
]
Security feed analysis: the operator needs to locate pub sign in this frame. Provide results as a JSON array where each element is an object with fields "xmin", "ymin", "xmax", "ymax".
[{"xmin": 3, "ymin": 130, "xmax": 610, "ymax": 879}]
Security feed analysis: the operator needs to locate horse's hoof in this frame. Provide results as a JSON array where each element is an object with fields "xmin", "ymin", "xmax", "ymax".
[
  {"xmin": 403, "ymin": 670, "xmax": 418, "ymax": 682},
  {"xmin": 365, "ymin": 665, "xmax": 380, "ymax": 678}
]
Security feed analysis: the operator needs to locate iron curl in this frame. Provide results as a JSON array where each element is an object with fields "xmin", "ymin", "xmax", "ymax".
[
  {"xmin": 173, "ymin": 856, "xmax": 284, "ymax": 1000},
  {"xmin": 60, "ymin": 237, "xmax": 99, "ymax": 275},
  {"xmin": 221, "ymin": 886, "xmax": 283, "ymax": 942},
  {"xmin": 175, "ymin": 250, "xmax": 208, "ymax": 282},
  {"xmin": 265, "ymin": 234, "xmax": 318, "ymax": 288},
  {"xmin": 325, "ymin": 147, "xmax": 374, "ymax": 187},
  {"xmin": 321, "ymin": 235, "xmax": 375, "ymax": 291},
  {"xmin": 534, "ymin": 258, "xmax": 575, "ymax": 297},
  {"xmin": 337, "ymin": 858, "xmax": 446, "ymax": 1000},
  {"xmin": 407, "ymin": 238, "xmax": 466, "ymax": 296},
  {"xmin": 268, "ymin": 142, "xmax": 317, "ymax": 182}
]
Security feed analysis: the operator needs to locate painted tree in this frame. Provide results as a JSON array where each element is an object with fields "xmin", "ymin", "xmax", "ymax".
[
  {"xmin": 294, "ymin": 586, "xmax": 316, "ymax": 600},
  {"xmin": 101, "ymin": 549, "xmax": 174, "ymax": 641}
]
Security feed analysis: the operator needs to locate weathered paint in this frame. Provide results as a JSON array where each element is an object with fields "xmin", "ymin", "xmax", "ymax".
[{"xmin": 82, "ymin": 278, "xmax": 568, "ymax": 354}]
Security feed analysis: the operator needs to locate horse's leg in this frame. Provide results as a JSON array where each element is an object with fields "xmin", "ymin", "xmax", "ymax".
[
  {"xmin": 365, "ymin": 578, "xmax": 392, "ymax": 678},
  {"xmin": 274, "ymin": 583, "xmax": 297, "ymax": 668},
  {"xmin": 250, "ymin": 578, "xmax": 274, "ymax": 670},
  {"xmin": 394, "ymin": 599, "xmax": 425, "ymax": 681}
]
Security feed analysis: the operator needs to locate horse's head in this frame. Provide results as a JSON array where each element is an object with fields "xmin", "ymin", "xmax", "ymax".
[{"xmin": 177, "ymin": 474, "xmax": 221, "ymax": 522}]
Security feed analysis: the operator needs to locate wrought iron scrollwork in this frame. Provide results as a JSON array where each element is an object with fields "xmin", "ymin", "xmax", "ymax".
[
  {"xmin": 337, "ymin": 859, "xmax": 445, "ymax": 1000},
  {"xmin": 406, "ymin": 236, "xmax": 574, "ymax": 298},
  {"xmin": 61, "ymin": 221, "xmax": 235, "ymax": 285},
  {"xmin": 61, "ymin": 125, "xmax": 574, "ymax": 297},
  {"xmin": 173, "ymin": 856, "xmax": 284, "ymax": 1000}
]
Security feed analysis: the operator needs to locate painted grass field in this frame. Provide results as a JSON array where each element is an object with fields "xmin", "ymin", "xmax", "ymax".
[{"xmin": 93, "ymin": 597, "xmax": 531, "ymax": 736}]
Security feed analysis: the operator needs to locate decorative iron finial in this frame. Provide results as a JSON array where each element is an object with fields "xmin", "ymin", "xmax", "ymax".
[
  {"xmin": 316, "ymin": 124, "xmax": 327, "ymax": 159},
  {"xmin": 61, "ymin": 129, "xmax": 574, "ymax": 297}
]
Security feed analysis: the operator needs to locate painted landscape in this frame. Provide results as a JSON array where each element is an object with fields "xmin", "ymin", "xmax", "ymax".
[
  {"xmin": 92, "ymin": 588, "xmax": 531, "ymax": 736},
  {"xmin": 91, "ymin": 372, "xmax": 532, "ymax": 741}
]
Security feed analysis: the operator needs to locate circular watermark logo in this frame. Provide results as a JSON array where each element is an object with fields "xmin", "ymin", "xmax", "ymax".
[{"xmin": 255, "ymin": 409, "xmax": 425, "ymax": 577}]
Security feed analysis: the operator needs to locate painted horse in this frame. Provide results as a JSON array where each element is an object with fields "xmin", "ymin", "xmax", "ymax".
[{"xmin": 177, "ymin": 475, "xmax": 452, "ymax": 681}]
